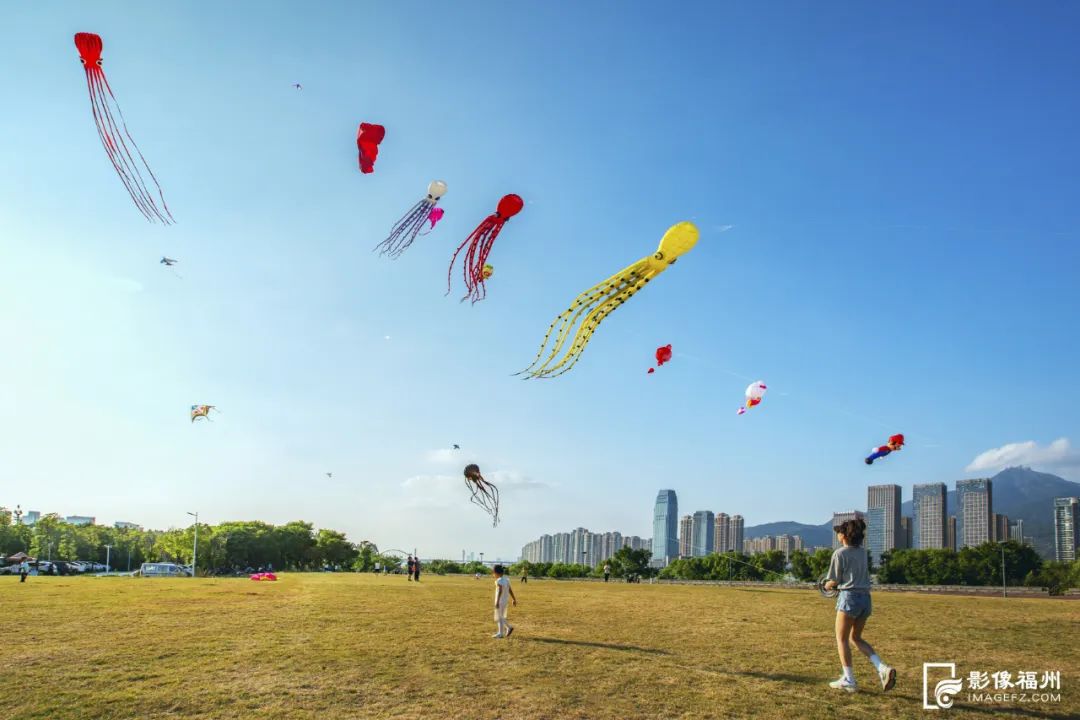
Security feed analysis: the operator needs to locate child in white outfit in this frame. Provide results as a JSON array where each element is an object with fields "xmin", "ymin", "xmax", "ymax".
[{"xmin": 492, "ymin": 564, "xmax": 517, "ymax": 638}]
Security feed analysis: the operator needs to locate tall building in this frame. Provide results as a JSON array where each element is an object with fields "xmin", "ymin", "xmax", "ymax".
[
  {"xmin": 553, "ymin": 532, "xmax": 571, "ymax": 563},
  {"xmin": 729, "ymin": 515, "xmax": 745, "ymax": 553},
  {"xmin": 744, "ymin": 536, "xmax": 775, "ymax": 555},
  {"xmin": 956, "ymin": 479, "xmax": 992, "ymax": 548},
  {"xmin": 913, "ymin": 483, "xmax": 947, "ymax": 549},
  {"xmin": 1053, "ymin": 497, "xmax": 1079, "ymax": 563},
  {"xmin": 691, "ymin": 510, "xmax": 715, "ymax": 557},
  {"xmin": 899, "ymin": 516, "xmax": 912, "ymax": 549},
  {"xmin": 775, "ymin": 534, "xmax": 801, "ymax": 559},
  {"xmin": 22, "ymin": 510, "xmax": 41, "ymax": 526},
  {"xmin": 715, "ymin": 513, "xmax": 731, "ymax": 553},
  {"xmin": 1009, "ymin": 520, "xmax": 1025, "ymax": 544},
  {"xmin": 65, "ymin": 515, "xmax": 95, "ymax": 526},
  {"xmin": 570, "ymin": 527, "xmax": 589, "ymax": 566},
  {"xmin": 652, "ymin": 489, "xmax": 679, "ymax": 567},
  {"xmin": 992, "ymin": 514, "xmax": 1010, "ymax": 543},
  {"xmin": 678, "ymin": 515, "xmax": 693, "ymax": 558},
  {"xmin": 867, "ymin": 484, "xmax": 902, "ymax": 565},
  {"xmin": 831, "ymin": 510, "xmax": 866, "ymax": 549},
  {"xmin": 946, "ymin": 515, "xmax": 957, "ymax": 551}
]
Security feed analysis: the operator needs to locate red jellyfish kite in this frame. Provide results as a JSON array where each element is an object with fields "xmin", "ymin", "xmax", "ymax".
[
  {"xmin": 357, "ymin": 122, "xmax": 385, "ymax": 174},
  {"xmin": 73, "ymin": 33, "xmax": 173, "ymax": 224},
  {"xmin": 447, "ymin": 194, "xmax": 523, "ymax": 304},
  {"xmin": 648, "ymin": 345, "xmax": 672, "ymax": 373}
]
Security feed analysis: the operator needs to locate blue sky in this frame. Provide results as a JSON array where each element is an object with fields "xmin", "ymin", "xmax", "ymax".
[{"xmin": 3, "ymin": 2, "xmax": 1079, "ymax": 559}]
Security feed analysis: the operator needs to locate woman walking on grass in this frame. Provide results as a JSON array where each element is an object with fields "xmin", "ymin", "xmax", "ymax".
[{"xmin": 823, "ymin": 518, "xmax": 896, "ymax": 694}]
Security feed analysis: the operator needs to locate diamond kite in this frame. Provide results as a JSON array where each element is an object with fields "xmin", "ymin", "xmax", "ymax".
[{"xmin": 190, "ymin": 405, "xmax": 217, "ymax": 423}]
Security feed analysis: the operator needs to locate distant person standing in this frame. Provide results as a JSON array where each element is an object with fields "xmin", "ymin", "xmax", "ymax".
[
  {"xmin": 19, "ymin": 559, "xmax": 29, "ymax": 583},
  {"xmin": 603, "ymin": 563, "xmax": 611, "ymax": 582},
  {"xmin": 406, "ymin": 556, "xmax": 414, "ymax": 581},
  {"xmin": 520, "ymin": 569, "xmax": 528, "ymax": 584},
  {"xmin": 413, "ymin": 557, "xmax": 421, "ymax": 582},
  {"xmin": 491, "ymin": 564, "xmax": 517, "ymax": 639}
]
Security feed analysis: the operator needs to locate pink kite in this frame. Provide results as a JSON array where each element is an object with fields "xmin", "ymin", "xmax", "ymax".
[
  {"xmin": 357, "ymin": 123, "xmax": 385, "ymax": 174},
  {"xmin": 425, "ymin": 207, "xmax": 445, "ymax": 231},
  {"xmin": 250, "ymin": 572, "xmax": 278, "ymax": 581}
]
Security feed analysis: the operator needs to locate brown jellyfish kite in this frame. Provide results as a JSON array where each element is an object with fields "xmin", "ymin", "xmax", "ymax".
[{"xmin": 463, "ymin": 464, "xmax": 499, "ymax": 527}]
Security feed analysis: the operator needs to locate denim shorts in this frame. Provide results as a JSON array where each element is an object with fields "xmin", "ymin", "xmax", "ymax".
[{"xmin": 836, "ymin": 590, "xmax": 872, "ymax": 619}]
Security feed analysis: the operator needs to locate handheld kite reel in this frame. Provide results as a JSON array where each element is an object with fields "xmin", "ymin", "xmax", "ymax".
[{"xmin": 817, "ymin": 575, "xmax": 838, "ymax": 598}]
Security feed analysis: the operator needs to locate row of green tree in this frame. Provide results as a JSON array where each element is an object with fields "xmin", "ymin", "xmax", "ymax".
[
  {"xmin": 878, "ymin": 542, "xmax": 1080, "ymax": 594},
  {"xmin": 0, "ymin": 510, "xmax": 383, "ymax": 574},
  {"xmin": 651, "ymin": 541, "xmax": 1080, "ymax": 595}
]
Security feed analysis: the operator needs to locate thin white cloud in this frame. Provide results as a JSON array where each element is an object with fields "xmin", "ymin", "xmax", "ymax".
[
  {"xmin": 425, "ymin": 447, "xmax": 461, "ymax": 465},
  {"xmin": 965, "ymin": 438, "xmax": 1080, "ymax": 473},
  {"xmin": 713, "ymin": 224, "xmax": 734, "ymax": 233}
]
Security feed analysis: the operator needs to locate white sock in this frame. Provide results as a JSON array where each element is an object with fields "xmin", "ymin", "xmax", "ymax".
[
  {"xmin": 843, "ymin": 666, "xmax": 855, "ymax": 682},
  {"xmin": 869, "ymin": 654, "xmax": 884, "ymax": 671}
]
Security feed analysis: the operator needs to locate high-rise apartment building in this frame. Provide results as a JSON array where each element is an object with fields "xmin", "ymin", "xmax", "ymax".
[
  {"xmin": 867, "ymin": 484, "xmax": 902, "ymax": 564},
  {"xmin": 992, "ymin": 514, "xmax": 1010, "ymax": 543},
  {"xmin": 1009, "ymin": 520, "xmax": 1025, "ymax": 544},
  {"xmin": 831, "ymin": 510, "xmax": 866, "ymax": 549},
  {"xmin": 913, "ymin": 483, "xmax": 947, "ymax": 549},
  {"xmin": 691, "ymin": 510, "xmax": 715, "ymax": 557},
  {"xmin": 715, "ymin": 513, "xmax": 731, "ymax": 553},
  {"xmin": 946, "ymin": 515, "xmax": 957, "ymax": 551},
  {"xmin": 729, "ymin": 515, "xmax": 745, "ymax": 553},
  {"xmin": 956, "ymin": 479, "xmax": 992, "ymax": 548},
  {"xmin": 678, "ymin": 515, "xmax": 693, "ymax": 558},
  {"xmin": 1053, "ymin": 497, "xmax": 1079, "ymax": 563},
  {"xmin": 652, "ymin": 489, "xmax": 679, "ymax": 567},
  {"xmin": 899, "ymin": 516, "xmax": 912, "ymax": 549}
]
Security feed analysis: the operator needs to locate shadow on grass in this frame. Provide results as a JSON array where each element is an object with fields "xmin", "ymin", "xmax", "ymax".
[{"xmin": 524, "ymin": 637, "xmax": 670, "ymax": 656}]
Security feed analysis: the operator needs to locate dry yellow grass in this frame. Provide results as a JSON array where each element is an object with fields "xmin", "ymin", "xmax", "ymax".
[{"xmin": 1, "ymin": 573, "xmax": 1077, "ymax": 719}]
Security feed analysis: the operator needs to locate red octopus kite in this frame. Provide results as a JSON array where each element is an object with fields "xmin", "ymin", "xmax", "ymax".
[
  {"xmin": 74, "ymin": 33, "xmax": 173, "ymax": 224},
  {"xmin": 447, "ymin": 194, "xmax": 523, "ymax": 304}
]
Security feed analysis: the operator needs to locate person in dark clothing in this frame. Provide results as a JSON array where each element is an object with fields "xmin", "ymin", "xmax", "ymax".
[
  {"xmin": 406, "ymin": 556, "xmax": 414, "ymax": 581},
  {"xmin": 413, "ymin": 557, "xmax": 420, "ymax": 582},
  {"xmin": 603, "ymin": 563, "xmax": 611, "ymax": 582}
]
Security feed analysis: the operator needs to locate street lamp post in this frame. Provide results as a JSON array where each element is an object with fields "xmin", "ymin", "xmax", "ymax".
[
  {"xmin": 1000, "ymin": 543, "xmax": 1007, "ymax": 599},
  {"xmin": 104, "ymin": 544, "xmax": 112, "ymax": 574},
  {"xmin": 479, "ymin": 552, "xmax": 485, "ymax": 567},
  {"xmin": 187, "ymin": 511, "xmax": 199, "ymax": 578}
]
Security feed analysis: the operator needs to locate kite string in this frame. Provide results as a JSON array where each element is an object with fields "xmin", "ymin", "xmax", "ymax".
[{"xmin": 100, "ymin": 73, "xmax": 174, "ymax": 223}]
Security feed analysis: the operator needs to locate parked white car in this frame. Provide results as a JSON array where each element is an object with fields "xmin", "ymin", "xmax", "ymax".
[{"xmin": 139, "ymin": 563, "xmax": 192, "ymax": 578}]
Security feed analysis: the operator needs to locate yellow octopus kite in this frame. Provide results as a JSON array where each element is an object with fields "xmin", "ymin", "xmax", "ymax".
[{"xmin": 519, "ymin": 221, "xmax": 699, "ymax": 379}]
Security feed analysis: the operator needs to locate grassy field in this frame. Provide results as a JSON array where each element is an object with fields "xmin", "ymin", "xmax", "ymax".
[{"xmin": 2, "ymin": 574, "xmax": 1077, "ymax": 719}]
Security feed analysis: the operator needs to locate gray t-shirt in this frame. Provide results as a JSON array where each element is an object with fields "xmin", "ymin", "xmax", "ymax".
[{"xmin": 826, "ymin": 546, "xmax": 871, "ymax": 591}]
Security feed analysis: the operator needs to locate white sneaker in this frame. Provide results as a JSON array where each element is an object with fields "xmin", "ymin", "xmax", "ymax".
[
  {"xmin": 829, "ymin": 677, "xmax": 858, "ymax": 693},
  {"xmin": 879, "ymin": 665, "xmax": 896, "ymax": 691},
  {"xmin": 492, "ymin": 633, "xmax": 504, "ymax": 639}
]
